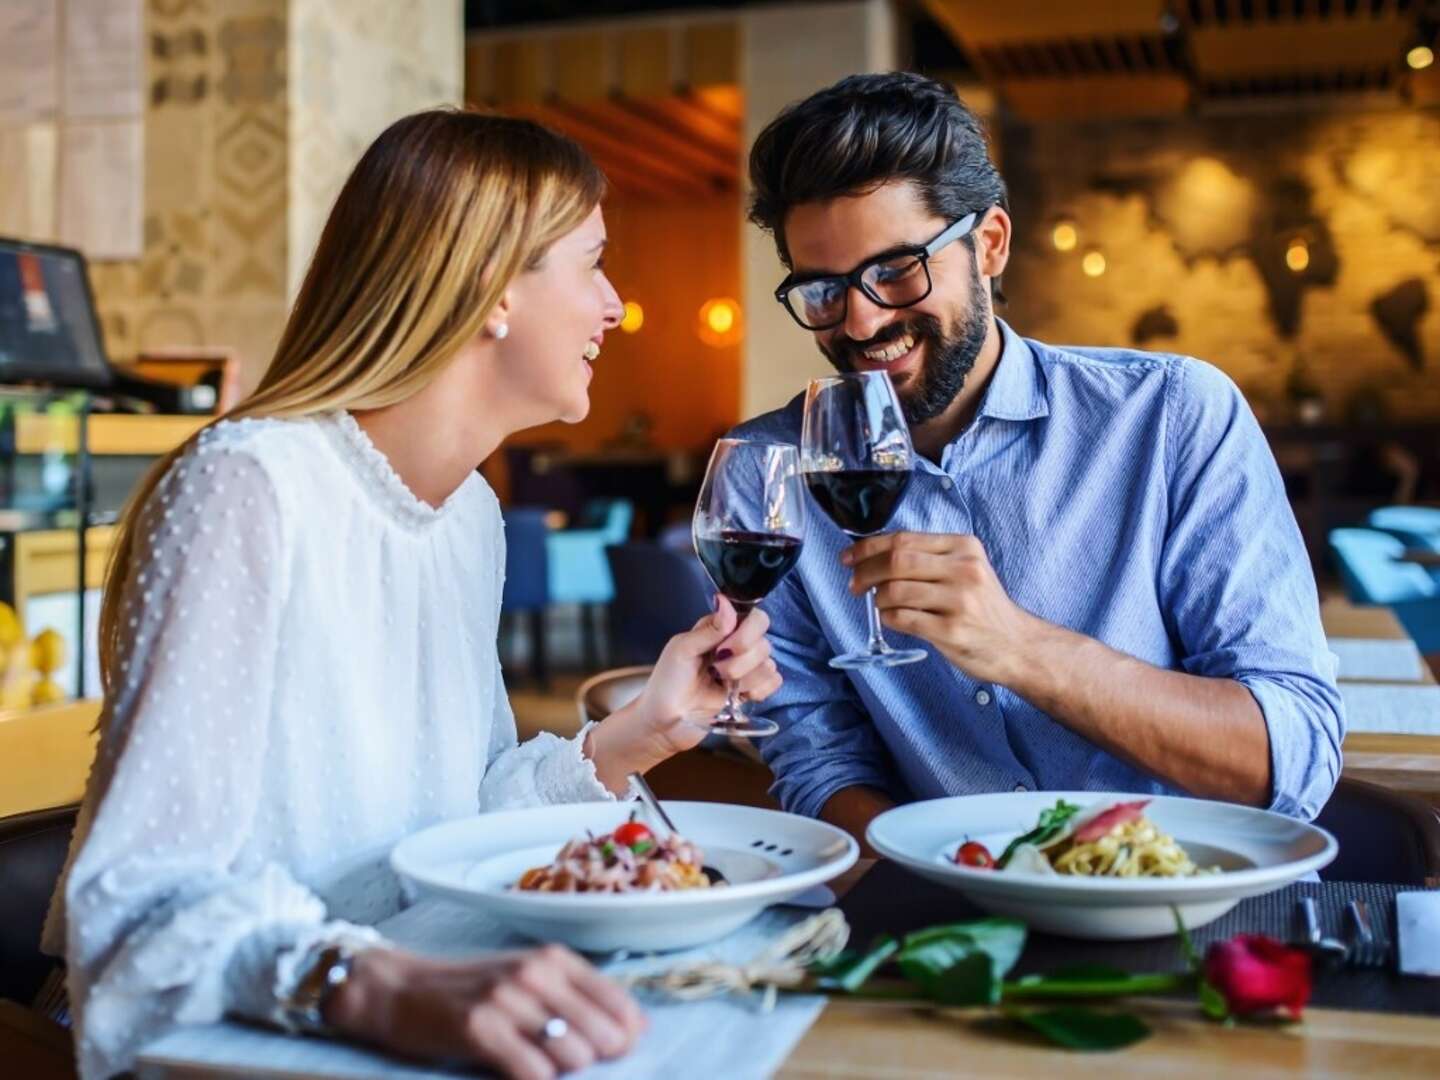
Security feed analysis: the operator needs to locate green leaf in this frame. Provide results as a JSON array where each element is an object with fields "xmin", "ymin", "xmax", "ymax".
[
  {"xmin": 1008, "ymin": 1007, "xmax": 1152, "ymax": 1051},
  {"xmin": 812, "ymin": 935, "xmax": 898, "ymax": 993},
  {"xmin": 996, "ymin": 799, "xmax": 1082, "ymax": 869},
  {"xmin": 630, "ymin": 839, "xmax": 655, "ymax": 856},
  {"xmin": 914, "ymin": 952, "xmax": 996, "ymax": 1006},
  {"xmin": 903, "ymin": 918, "xmax": 1027, "ymax": 980}
]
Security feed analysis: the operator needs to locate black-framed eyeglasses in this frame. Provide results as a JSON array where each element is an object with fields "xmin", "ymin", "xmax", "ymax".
[{"xmin": 774, "ymin": 210, "xmax": 983, "ymax": 331}]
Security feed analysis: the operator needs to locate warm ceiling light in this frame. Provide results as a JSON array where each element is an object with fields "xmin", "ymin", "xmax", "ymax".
[
  {"xmin": 1081, "ymin": 251, "xmax": 1106, "ymax": 277},
  {"xmin": 1408, "ymin": 45, "xmax": 1435, "ymax": 70},
  {"xmin": 1285, "ymin": 239, "xmax": 1310, "ymax": 273},
  {"xmin": 698, "ymin": 297, "xmax": 743, "ymax": 345},
  {"xmin": 1052, "ymin": 221, "xmax": 1078, "ymax": 252},
  {"xmin": 620, "ymin": 300, "xmax": 644, "ymax": 333}
]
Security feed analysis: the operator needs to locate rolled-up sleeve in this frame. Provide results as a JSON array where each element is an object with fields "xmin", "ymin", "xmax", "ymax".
[
  {"xmin": 1158, "ymin": 358, "xmax": 1344, "ymax": 819},
  {"xmin": 754, "ymin": 569, "xmax": 906, "ymax": 818}
]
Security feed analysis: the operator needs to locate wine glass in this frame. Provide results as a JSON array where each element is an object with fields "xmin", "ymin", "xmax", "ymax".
[
  {"xmin": 690, "ymin": 439, "xmax": 806, "ymax": 738},
  {"xmin": 800, "ymin": 371, "xmax": 926, "ymax": 669}
]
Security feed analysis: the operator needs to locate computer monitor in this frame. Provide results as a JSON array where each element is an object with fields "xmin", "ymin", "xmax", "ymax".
[{"xmin": 0, "ymin": 237, "xmax": 115, "ymax": 390}]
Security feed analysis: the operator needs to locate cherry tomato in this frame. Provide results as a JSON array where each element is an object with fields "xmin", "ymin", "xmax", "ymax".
[
  {"xmin": 954, "ymin": 841, "xmax": 995, "ymax": 869},
  {"xmin": 613, "ymin": 821, "xmax": 653, "ymax": 848}
]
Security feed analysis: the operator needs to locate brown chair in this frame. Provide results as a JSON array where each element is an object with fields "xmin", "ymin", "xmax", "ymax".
[
  {"xmin": 575, "ymin": 667, "xmax": 779, "ymax": 810},
  {"xmin": 1315, "ymin": 777, "xmax": 1440, "ymax": 886},
  {"xmin": 0, "ymin": 803, "xmax": 76, "ymax": 1078},
  {"xmin": 0, "ymin": 804, "xmax": 75, "ymax": 1007}
]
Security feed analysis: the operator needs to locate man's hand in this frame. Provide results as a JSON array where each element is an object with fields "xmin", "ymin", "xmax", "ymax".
[{"xmin": 842, "ymin": 532, "xmax": 1037, "ymax": 684}]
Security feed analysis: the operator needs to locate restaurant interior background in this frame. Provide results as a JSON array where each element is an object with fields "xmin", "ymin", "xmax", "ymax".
[{"xmin": 2, "ymin": 0, "xmax": 1439, "ymax": 816}]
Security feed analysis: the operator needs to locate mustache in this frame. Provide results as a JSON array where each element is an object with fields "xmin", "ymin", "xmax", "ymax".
[{"xmin": 826, "ymin": 314, "xmax": 944, "ymax": 370}]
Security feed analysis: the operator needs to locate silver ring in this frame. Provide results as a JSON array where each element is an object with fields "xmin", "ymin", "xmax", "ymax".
[{"xmin": 540, "ymin": 1016, "xmax": 569, "ymax": 1042}]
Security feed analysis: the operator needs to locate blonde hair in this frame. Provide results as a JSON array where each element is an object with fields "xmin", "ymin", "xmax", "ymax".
[{"xmin": 97, "ymin": 109, "xmax": 605, "ymax": 691}]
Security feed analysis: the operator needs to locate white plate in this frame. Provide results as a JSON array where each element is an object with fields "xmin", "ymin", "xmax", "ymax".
[
  {"xmin": 866, "ymin": 792, "xmax": 1338, "ymax": 940},
  {"xmin": 391, "ymin": 801, "xmax": 859, "ymax": 953}
]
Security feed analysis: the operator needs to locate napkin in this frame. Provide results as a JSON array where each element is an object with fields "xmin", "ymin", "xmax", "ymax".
[
  {"xmin": 1397, "ymin": 891, "xmax": 1440, "ymax": 978},
  {"xmin": 1338, "ymin": 684, "xmax": 1440, "ymax": 735},
  {"xmin": 1329, "ymin": 638, "xmax": 1426, "ymax": 683}
]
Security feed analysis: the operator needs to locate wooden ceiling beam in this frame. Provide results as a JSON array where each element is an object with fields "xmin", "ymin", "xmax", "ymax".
[
  {"xmin": 555, "ymin": 98, "xmax": 737, "ymax": 185},
  {"xmin": 605, "ymin": 97, "xmax": 739, "ymax": 171},
  {"xmin": 519, "ymin": 102, "xmax": 720, "ymax": 198}
]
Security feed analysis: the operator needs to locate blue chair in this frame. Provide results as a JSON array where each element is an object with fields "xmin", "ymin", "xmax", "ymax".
[
  {"xmin": 605, "ymin": 541, "xmax": 714, "ymax": 666},
  {"xmin": 1368, "ymin": 506, "xmax": 1440, "ymax": 550},
  {"xmin": 1368, "ymin": 507, "xmax": 1440, "ymax": 588},
  {"xmin": 547, "ymin": 499, "xmax": 634, "ymax": 669},
  {"xmin": 501, "ymin": 507, "xmax": 552, "ymax": 688},
  {"xmin": 1328, "ymin": 528, "xmax": 1440, "ymax": 654}
]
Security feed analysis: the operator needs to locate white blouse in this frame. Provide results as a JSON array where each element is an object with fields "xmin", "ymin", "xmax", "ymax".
[{"xmin": 42, "ymin": 412, "xmax": 614, "ymax": 1080}]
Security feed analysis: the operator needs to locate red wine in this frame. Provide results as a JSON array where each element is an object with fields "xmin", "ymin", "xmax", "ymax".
[
  {"xmin": 696, "ymin": 531, "xmax": 803, "ymax": 609},
  {"xmin": 805, "ymin": 469, "xmax": 910, "ymax": 536}
]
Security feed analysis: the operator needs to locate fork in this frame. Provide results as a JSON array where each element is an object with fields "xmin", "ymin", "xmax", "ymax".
[
  {"xmin": 627, "ymin": 771, "xmax": 728, "ymax": 884},
  {"xmin": 1345, "ymin": 899, "xmax": 1389, "ymax": 969}
]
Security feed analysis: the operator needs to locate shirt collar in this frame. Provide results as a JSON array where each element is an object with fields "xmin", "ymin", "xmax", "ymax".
[{"xmin": 976, "ymin": 318, "xmax": 1050, "ymax": 423}]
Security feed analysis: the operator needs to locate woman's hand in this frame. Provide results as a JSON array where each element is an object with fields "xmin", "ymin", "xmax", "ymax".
[
  {"xmin": 324, "ymin": 945, "xmax": 645, "ymax": 1080},
  {"xmin": 586, "ymin": 597, "xmax": 781, "ymax": 792}
]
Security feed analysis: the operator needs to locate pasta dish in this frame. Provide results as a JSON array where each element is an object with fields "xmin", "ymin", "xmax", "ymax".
[
  {"xmin": 516, "ymin": 817, "xmax": 712, "ymax": 893},
  {"xmin": 953, "ymin": 799, "xmax": 1216, "ymax": 879}
]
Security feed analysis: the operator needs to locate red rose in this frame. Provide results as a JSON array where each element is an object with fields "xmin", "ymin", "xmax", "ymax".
[{"xmin": 1204, "ymin": 934, "xmax": 1312, "ymax": 1018}]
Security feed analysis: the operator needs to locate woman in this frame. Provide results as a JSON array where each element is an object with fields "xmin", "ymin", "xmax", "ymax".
[{"xmin": 42, "ymin": 110, "xmax": 780, "ymax": 1080}]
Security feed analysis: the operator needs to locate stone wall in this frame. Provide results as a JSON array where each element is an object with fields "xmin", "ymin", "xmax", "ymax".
[{"xmin": 999, "ymin": 105, "xmax": 1440, "ymax": 423}]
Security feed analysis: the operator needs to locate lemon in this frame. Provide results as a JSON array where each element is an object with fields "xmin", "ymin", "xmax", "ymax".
[
  {"xmin": 30, "ymin": 628, "xmax": 66, "ymax": 674},
  {"xmin": 0, "ymin": 603, "xmax": 21, "ymax": 648},
  {"xmin": 31, "ymin": 678, "xmax": 66, "ymax": 706}
]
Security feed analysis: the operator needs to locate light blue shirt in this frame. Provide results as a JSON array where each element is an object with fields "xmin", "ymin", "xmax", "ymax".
[{"xmin": 730, "ymin": 320, "xmax": 1344, "ymax": 822}]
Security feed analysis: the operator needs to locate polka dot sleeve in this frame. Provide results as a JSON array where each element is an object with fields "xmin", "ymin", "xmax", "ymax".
[{"xmin": 53, "ymin": 444, "xmax": 379, "ymax": 1080}]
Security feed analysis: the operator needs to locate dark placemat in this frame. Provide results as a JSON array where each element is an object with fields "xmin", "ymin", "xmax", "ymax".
[{"xmin": 836, "ymin": 860, "xmax": 1440, "ymax": 1016}]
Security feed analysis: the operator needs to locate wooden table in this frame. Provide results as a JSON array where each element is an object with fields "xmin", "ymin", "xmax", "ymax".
[
  {"xmin": 1321, "ymin": 598, "xmax": 1413, "ymax": 641},
  {"xmin": 778, "ymin": 862, "xmax": 1439, "ymax": 1078}
]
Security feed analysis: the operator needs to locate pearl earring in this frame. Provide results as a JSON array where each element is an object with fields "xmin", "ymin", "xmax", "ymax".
[{"xmin": 494, "ymin": 324, "xmax": 509, "ymax": 340}]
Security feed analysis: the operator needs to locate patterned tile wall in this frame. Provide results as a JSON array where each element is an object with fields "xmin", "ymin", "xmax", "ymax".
[{"xmin": 89, "ymin": 0, "xmax": 460, "ymax": 392}]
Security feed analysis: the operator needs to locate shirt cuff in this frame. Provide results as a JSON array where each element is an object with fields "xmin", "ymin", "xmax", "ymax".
[
  {"xmin": 534, "ymin": 722, "xmax": 616, "ymax": 805},
  {"xmin": 1240, "ymin": 675, "xmax": 1341, "ymax": 821}
]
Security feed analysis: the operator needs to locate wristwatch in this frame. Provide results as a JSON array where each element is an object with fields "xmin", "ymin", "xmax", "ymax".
[{"xmin": 278, "ymin": 942, "xmax": 358, "ymax": 1035}]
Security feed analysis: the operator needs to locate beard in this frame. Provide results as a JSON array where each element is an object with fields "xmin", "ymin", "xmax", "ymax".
[{"xmin": 822, "ymin": 258, "xmax": 990, "ymax": 425}]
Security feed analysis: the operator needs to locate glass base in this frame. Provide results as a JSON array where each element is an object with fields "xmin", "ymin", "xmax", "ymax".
[
  {"xmin": 707, "ymin": 716, "xmax": 780, "ymax": 738},
  {"xmin": 829, "ymin": 646, "xmax": 928, "ymax": 670},
  {"xmin": 685, "ymin": 711, "xmax": 780, "ymax": 739}
]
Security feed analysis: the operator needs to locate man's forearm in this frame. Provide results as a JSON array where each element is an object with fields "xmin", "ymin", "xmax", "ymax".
[
  {"xmin": 1006, "ymin": 618, "xmax": 1272, "ymax": 806},
  {"xmin": 818, "ymin": 785, "xmax": 896, "ymax": 857}
]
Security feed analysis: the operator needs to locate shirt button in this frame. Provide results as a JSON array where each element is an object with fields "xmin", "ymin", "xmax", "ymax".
[
  {"xmin": 975, "ymin": 689, "xmax": 992, "ymax": 706},
  {"xmin": 940, "ymin": 477, "xmax": 954, "ymax": 490},
  {"xmin": 1014, "ymin": 783, "xmax": 1028, "ymax": 792}
]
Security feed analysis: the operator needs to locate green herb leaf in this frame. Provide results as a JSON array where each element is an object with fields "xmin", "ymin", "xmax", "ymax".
[
  {"xmin": 996, "ymin": 799, "xmax": 1081, "ymax": 869},
  {"xmin": 600, "ymin": 841, "xmax": 616, "ymax": 860},
  {"xmin": 812, "ymin": 935, "xmax": 898, "ymax": 993},
  {"xmin": 1008, "ymin": 1006, "xmax": 1152, "ymax": 1051},
  {"xmin": 630, "ymin": 839, "xmax": 655, "ymax": 856}
]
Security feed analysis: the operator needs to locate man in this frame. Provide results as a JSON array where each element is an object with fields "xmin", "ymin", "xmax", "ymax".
[{"xmin": 731, "ymin": 72, "xmax": 1343, "ymax": 848}]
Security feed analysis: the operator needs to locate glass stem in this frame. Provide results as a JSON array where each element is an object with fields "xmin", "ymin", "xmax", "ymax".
[
  {"xmin": 719, "ymin": 679, "xmax": 744, "ymax": 723},
  {"xmin": 864, "ymin": 587, "xmax": 889, "ymax": 655}
]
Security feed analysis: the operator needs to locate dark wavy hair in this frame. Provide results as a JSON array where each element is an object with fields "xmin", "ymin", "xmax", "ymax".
[{"xmin": 748, "ymin": 71, "xmax": 1008, "ymax": 300}]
